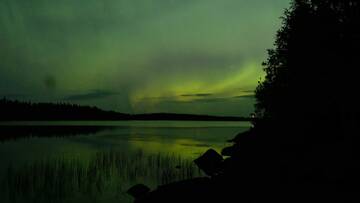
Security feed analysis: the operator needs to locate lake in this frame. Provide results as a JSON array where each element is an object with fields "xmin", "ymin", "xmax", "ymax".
[{"xmin": 0, "ymin": 121, "xmax": 251, "ymax": 203}]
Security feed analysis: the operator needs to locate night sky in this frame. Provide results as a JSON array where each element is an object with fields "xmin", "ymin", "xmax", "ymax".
[{"xmin": 0, "ymin": 0, "xmax": 290, "ymax": 116}]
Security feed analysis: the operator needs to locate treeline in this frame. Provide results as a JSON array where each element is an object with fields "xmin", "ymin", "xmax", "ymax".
[
  {"xmin": 0, "ymin": 98, "xmax": 249, "ymax": 121},
  {"xmin": 0, "ymin": 98, "xmax": 128, "ymax": 121},
  {"xmin": 129, "ymin": 113, "xmax": 249, "ymax": 121}
]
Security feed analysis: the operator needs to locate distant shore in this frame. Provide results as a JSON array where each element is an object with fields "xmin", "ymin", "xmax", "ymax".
[
  {"xmin": 0, "ymin": 114, "xmax": 251, "ymax": 122},
  {"xmin": 0, "ymin": 98, "xmax": 250, "ymax": 122}
]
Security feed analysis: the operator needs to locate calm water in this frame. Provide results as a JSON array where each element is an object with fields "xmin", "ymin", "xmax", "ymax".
[
  {"xmin": 0, "ymin": 121, "xmax": 251, "ymax": 162},
  {"xmin": 0, "ymin": 121, "xmax": 250, "ymax": 202}
]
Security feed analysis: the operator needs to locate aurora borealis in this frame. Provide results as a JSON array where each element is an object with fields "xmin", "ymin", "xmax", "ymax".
[{"xmin": 0, "ymin": 0, "xmax": 290, "ymax": 116}]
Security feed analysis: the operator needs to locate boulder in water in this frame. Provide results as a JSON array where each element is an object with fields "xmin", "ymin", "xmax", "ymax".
[
  {"xmin": 194, "ymin": 149, "xmax": 223, "ymax": 176},
  {"xmin": 127, "ymin": 184, "xmax": 150, "ymax": 199}
]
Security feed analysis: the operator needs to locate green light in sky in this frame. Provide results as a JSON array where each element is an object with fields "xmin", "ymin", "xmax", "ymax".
[{"xmin": 0, "ymin": 0, "xmax": 290, "ymax": 116}]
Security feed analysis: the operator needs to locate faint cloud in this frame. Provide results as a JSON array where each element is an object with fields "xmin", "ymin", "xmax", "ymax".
[
  {"xmin": 193, "ymin": 98, "xmax": 230, "ymax": 103},
  {"xmin": 180, "ymin": 93, "xmax": 213, "ymax": 97},
  {"xmin": 63, "ymin": 90, "xmax": 117, "ymax": 101},
  {"xmin": 165, "ymin": 97, "xmax": 231, "ymax": 104},
  {"xmin": 168, "ymin": 95, "xmax": 255, "ymax": 103},
  {"xmin": 232, "ymin": 94, "xmax": 255, "ymax": 99},
  {"xmin": 180, "ymin": 143, "xmax": 211, "ymax": 147},
  {"xmin": 139, "ymin": 93, "xmax": 213, "ymax": 101},
  {"xmin": 237, "ymin": 88, "xmax": 255, "ymax": 93},
  {"xmin": 136, "ymin": 91, "xmax": 254, "ymax": 104},
  {"xmin": 241, "ymin": 90, "xmax": 255, "ymax": 94}
]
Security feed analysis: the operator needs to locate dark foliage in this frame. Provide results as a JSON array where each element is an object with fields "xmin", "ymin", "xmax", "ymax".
[
  {"xmin": 255, "ymin": 0, "xmax": 360, "ymax": 124},
  {"xmin": 247, "ymin": 0, "xmax": 360, "ymax": 185}
]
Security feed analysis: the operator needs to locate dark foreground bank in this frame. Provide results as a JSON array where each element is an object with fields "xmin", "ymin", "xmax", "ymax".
[{"xmin": 129, "ymin": 120, "xmax": 360, "ymax": 202}]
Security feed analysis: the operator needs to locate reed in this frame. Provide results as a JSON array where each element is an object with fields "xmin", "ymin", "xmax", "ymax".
[{"xmin": 1, "ymin": 150, "xmax": 202, "ymax": 203}]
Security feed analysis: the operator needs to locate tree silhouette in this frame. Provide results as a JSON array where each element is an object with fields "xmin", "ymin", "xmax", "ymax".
[
  {"xmin": 243, "ymin": 0, "xmax": 360, "ymax": 186},
  {"xmin": 255, "ymin": 0, "xmax": 360, "ymax": 126}
]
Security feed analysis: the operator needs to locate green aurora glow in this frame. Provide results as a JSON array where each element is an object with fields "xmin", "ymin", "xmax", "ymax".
[{"xmin": 0, "ymin": 0, "xmax": 290, "ymax": 116}]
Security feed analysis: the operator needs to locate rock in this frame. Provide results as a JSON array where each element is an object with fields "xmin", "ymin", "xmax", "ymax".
[
  {"xmin": 127, "ymin": 184, "xmax": 150, "ymax": 199},
  {"xmin": 194, "ymin": 149, "xmax": 223, "ymax": 176},
  {"xmin": 221, "ymin": 145, "xmax": 239, "ymax": 156},
  {"xmin": 229, "ymin": 129, "xmax": 255, "ymax": 143}
]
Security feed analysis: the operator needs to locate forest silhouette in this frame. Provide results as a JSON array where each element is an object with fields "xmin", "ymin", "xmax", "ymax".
[
  {"xmin": 0, "ymin": 98, "xmax": 247, "ymax": 122},
  {"xmin": 132, "ymin": 1, "xmax": 360, "ymax": 202}
]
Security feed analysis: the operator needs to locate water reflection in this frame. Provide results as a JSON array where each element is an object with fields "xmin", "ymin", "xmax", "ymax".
[{"xmin": 0, "ymin": 121, "xmax": 250, "ymax": 164}]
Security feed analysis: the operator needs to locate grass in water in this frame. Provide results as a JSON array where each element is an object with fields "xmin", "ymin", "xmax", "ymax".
[{"xmin": 1, "ymin": 150, "xmax": 203, "ymax": 203}]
